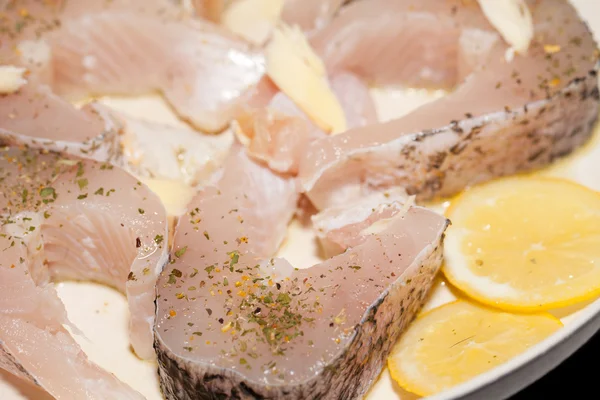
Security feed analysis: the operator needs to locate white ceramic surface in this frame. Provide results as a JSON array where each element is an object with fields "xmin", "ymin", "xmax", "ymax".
[{"xmin": 1, "ymin": 1, "xmax": 599, "ymax": 399}]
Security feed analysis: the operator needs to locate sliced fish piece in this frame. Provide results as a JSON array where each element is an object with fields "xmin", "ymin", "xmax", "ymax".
[
  {"xmin": 236, "ymin": 73, "xmax": 376, "ymax": 174},
  {"xmin": 0, "ymin": 236, "xmax": 144, "ymax": 399},
  {"xmin": 0, "ymin": 146, "xmax": 169, "ymax": 360},
  {"xmin": 2, "ymin": 1, "xmax": 265, "ymax": 133},
  {"xmin": 154, "ymin": 156, "xmax": 447, "ymax": 398},
  {"xmin": 310, "ymin": 0, "xmax": 492, "ymax": 89},
  {"xmin": 113, "ymin": 108, "xmax": 234, "ymax": 186},
  {"xmin": 235, "ymin": 90, "xmax": 326, "ymax": 174},
  {"xmin": 281, "ymin": 0, "xmax": 347, "ymax": 32},
  {"xmin": 53, "ymin": 13, "xmax": 265, "ymax": 132},
  {"xmin": 312, "ymin": 188, "xmax": 412, "ymax": 257},
  {"xmin": 330, "ymin": 72, "xmax": 379, "ymax": 128},
  {"xmin": 300, "ymin": 0, "xmax": 600, "ymax": 209},
  {"xmin": 0, "ymin": 84, "xmax": 122, "ymax": 163}
]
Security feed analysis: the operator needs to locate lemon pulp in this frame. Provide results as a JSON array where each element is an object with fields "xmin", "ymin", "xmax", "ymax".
[
  {"xmin": 388, "ymin": 300, "xmax": 562, "ymax": 396},
  {"xmin": 443, "ymin": 177, "xmax": 600, "ymax": 311}
]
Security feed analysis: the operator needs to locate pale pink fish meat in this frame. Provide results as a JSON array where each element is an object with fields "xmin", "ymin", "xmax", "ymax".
[
  {"xmin": 310, "ymin": 0, "xmax": 493, "ymax": 89},
  {"xmin": 2, "ymin": 0, "xmax": 265, "ymax": 133},
  {"xmin": 0, "ymin": 84, "xmax": 122, "ymax": 163},
  {"xmin": 0, "ymin": 233, "xmax": 144, "ymax": 399},
  {"xmin": 312, "ymin": 188, "xmax": 411, "ymax": 258},
  {"xmin": 0, "ymin": 83, "xmax": 233, "ymax": 185},
  {"xmin": 108, "ymin": 107, "xmax": 234, "ymax": 185},
  {"xmin": 0, "ymin": 146, "xmax": 169, "ymax": 360},
  {"xmin": 235, "ymin": 90, "xmax": 326, "ymax": 174},
  {"xmin": 331, "ymin": 72, "xmax": 379, "ymax": 128},
  {"xmin": 0, "ymin": 0, "xmax": 191, "ymax": 81},
  {"xmin": 301, "ymin": 0, "xmax": 600, "ymax": 210},
  {"xmin": 281, "ymin": 0, "xmax": 347, "ymax": 32},
  {"xmin": 154, "ymin": 143, "xmax": 448, "ymax": 398},
  {"xmin": 236, "ymin": 73, "xmax": 377, "ymax": 174}
]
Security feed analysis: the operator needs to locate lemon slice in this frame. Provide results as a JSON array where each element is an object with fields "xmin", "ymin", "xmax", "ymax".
[
  {"xmin": 388, "ymin": 300, "xmax": 562, "ymax": 396},
  {"xmin": 443, "ymin": 177, "xmax": 600, "ymax": 311}
]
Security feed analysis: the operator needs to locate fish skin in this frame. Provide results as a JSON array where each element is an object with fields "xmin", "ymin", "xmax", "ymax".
[
  {"xmin": 300, "ymin": 0, "xmax": 600, "ymax": 210},
  {"xmin": 154, "ymin": 142, "xmax": 448, "ymax": 399},
  {"xmin": 0, "ymin": 147, "xmax": 169, "ymax": 360}
]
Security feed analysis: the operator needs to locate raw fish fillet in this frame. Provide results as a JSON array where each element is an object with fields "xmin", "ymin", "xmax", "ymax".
[
  {"xmin": 0, "ymin": 84, "xmax": 234, "ymax": 189},
  {"xmin": 236, "ymin": 73, "xmax": 377, "ymax": 174},
  {"xmin": 301, "ymin": 0, "xmax": 600, "ymax": 209},
  {"xmin": 0, "ymin": 84, "xmax": 122, "ymax": 163},
  {"xmin": 154, "ymin": 144, "xmax": 448, "ymax": 399},
  {"xmin": 0, "ymin": 146, "xmax": 169, "ymax": 360},
  {"xmin": 1, "ymin": 0, "xmax": 265, "ymax": 132},
  {"xmin": 312, "ymin": 188, "xmax": 412, "ymax": 258},
  {"xmin": 113, "ymin": 109, "xmax": 234, "ymax": 186},
  {"xmin": 0, "ymin": 235, "xmax": 144, "ymax": 399}
]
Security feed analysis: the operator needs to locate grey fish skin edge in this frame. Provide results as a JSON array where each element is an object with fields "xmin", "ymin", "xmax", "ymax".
[
  {"xmin": 155, "ymin": 228, "xmax": 447, "ymax": 400},
  {"xmin": 404, "ymin": 68, "xmax": 600, "ymax": 201}
]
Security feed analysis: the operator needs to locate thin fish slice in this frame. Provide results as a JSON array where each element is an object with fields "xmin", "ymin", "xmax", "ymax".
[
  {"xmin": 0, "ymin": 84, "xmax": 122, "ymax": 162},
  {"xmin": 112, "ymin": 108, "xmax": 234, "ymax": 186},
  {"xmin": 0, "ymin": 146, "xmax": 169, "ymax": 360},
  {"xmin": 53, "ymin": 13, "xmax": 265, "ymax": 132},
  {"xmin": 154, "ymin": 143, "xmax": 448, "ymax": 399},
  {"xmin": 0, "ymin": 239, "xmax": 144, "ymax": 399},
  {"xmin": 300, "ymin": 0, "xmax": 599, "ymax": 209},
  {"xmin": 2, "ymin": 1, "xmax": 265, "ymax": 133},
  {"xmin": 312, "ymin": 188, "xmax": 411, "ymax": 257},
  {"xmin": 236, "ymin": 73, "xmax": 376, "ymax": 174},
  {"xmin": 281, "ymin": 0, "xmax": 347, "ymax": 32}
]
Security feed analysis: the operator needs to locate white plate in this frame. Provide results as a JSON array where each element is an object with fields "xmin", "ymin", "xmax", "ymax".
[{"xmin": 1, "ymin": 1, "xmax": 599, "ymax": 399}]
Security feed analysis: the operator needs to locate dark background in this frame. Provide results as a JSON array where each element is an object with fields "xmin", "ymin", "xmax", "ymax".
[{"xmin": 511, "ymin": 331, "xmax": 599, "ymax": 398}]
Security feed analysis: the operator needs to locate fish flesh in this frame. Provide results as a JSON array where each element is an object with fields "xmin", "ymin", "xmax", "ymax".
[
  {"xmin": 330, "ymin": 72, "xmax": 379, "ymax": 129},
  {"xmin": 310, "ymin": 0, "xmax": 494, "ymax": 89},
  {"xmin": 154, "ymin": 142, "xmax": 448, "ymax": 398},
  {"xmin": 301, "ymin": 0, "xmax": 600, "ymax": 210},
  {"xmin": 0, "ymin": 0, "xmax": 192, "ymax": 82},
  {"xmin": 2, "ymin": 0, "xmax": 265, "ymax": 133},
  {"xmin": 0, "ymin": 234, "xmax": 144, "ymax": 399},
  {"xmin": 236, "ymin": 73, "xmax": 377, "ymax": 174},
  {"xmin": 0, "ymin": 83, "xmax": 233, "ymax": 197},
  {"xmin": 0, "ymin": 146, "xmax": 169, "ymax": 360},
  {"xmin": 114, "ymin": 108, "xmax": 234, "ymax": 186},
  {"xmin": 281, "ymin": 0, "xmax": 347, "ymax": 32},
  {"xmin": 312, "ymin": 188, "xmax": 412, "ymax": 258},
  {"xmin": 53, "ymin": 14, "xmax": 265, "ymax": 132},
  {"xmin": 0, "ymin": 84, "xmax": 122, "ymax": 163}
]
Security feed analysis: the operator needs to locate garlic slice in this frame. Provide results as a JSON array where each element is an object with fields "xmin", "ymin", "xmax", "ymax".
[
  {"xmin": 222, "ymin": 0, "xmax": 284, "ymax": 45},
  {"xmin": 477, "ymin": 0, "xmax": 533, "ymax": 54},
  {"xmin": 265, "ymin": 24, "xmax": 346, "ymax": 134}
]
